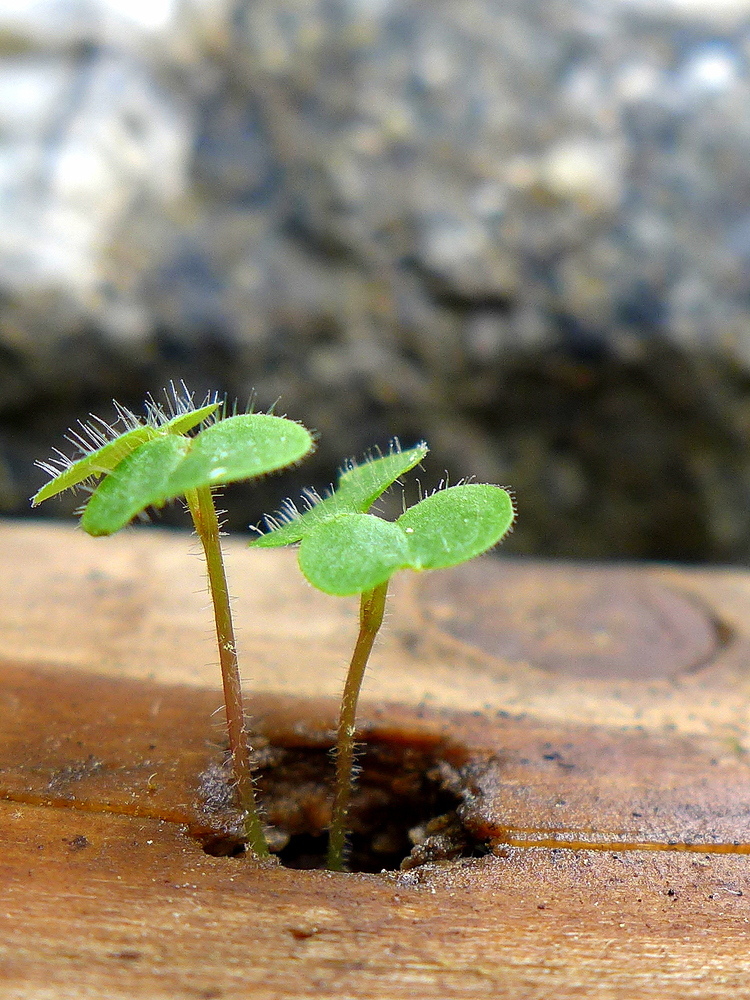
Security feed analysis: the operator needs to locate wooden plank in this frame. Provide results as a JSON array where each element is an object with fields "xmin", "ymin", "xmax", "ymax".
[{"xmin": 2, "ymin": 520, "xmax": 750, "ymax": 997}]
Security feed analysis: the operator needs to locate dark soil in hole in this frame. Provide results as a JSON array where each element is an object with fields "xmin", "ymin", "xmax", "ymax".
[{"xmin": 194, "ymin": 739, "xmax": 489, "ymax": 873}]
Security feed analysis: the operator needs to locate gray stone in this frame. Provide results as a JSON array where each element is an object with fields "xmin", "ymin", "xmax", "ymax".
[{"xmin": 6, "ymin": 0, "xmax": 750, "ymax": 561}]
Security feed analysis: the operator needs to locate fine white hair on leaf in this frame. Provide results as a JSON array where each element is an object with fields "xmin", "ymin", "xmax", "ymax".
[
  {"xmin": 65, "ymin": 421, "xmax": 108, "ymax": 454},
  {"xmin": 143, "ymin": 381, "xmax": 222, "ymax": 428},
  {"xmin": 54, "ymin": 400, "xmax": 139, "ymax": 467},
  {"xmin": 35, "ymin": 460, "xmax": 63, "ymax": 479},
  {"xmin": 257, "ymin": 512, "xmax": 283, "ymax": 533},
  {"xmin": 301, "ymin": 486, "xmax": 323, "ymax": 510},
  {"xmin": 261, "ymin": 496, "xmax": 302, "ymax": 531},
  {"xmin": 245, "ymin": 389, "xmax": 258, "ymax": 414},
  {"xmin": 207, "ymin": 392, "xmax": 229, "ymax": 425},
  {"xmin": 36, "ymin": 382, "xmax": 233, "ymax": 493},
  {"xmin": 257, "ymin": 438, "xmax": 421, "ymax": 535},
  {"xmin": 165, "ymin": 379, "xmax": 195, "ymax": 418},
  {"xmin": 143, "ymin": 394, "xmax": 163, "ymax": 427},
  {"xmin": 35, "ymin": 443, "xmax": 82, "ymax": 479},
  {"xmin": 143, "ymin": 393, "xmax": 158, "ymax": 424},
  {"xmin": 260, "ymin": 473, "xmax": 333, "ymax": 531},
  {"xmin": 77, "ymin": 418, "xmax": 109, "ymax": 448},
  {"xmin": 110, "ymin": 400, "xmax": 142, "ymax": 432},
  {"xmin": 73, "ymin": 498, "xmax": 90, "ymax": 518},
  {"xmin": 280, "ymin": 496, "xmax": 301, "ymax": 520},
  {"xmin": 337, "ymin": 438, "xmax": 393, "ymax": 478}
]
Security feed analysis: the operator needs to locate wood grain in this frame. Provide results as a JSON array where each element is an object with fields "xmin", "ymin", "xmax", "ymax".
[{"xmin": 2, "ymin": 520, "xmax": 750, "ymax": 998}]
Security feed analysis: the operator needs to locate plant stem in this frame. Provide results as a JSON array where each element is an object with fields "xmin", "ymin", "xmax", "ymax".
[
  {"xmin": 327, "ymin": 580, "xmax": 389, "ymax": 872},
  {"xmin": 185, "ymin": 486, "xmax": 269, "ymax": 858}
]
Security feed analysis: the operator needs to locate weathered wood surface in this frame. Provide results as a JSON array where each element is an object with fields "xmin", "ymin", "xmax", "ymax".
[{"xmin": 2, "ymin": 520, "xmax": 750, "ymax": 998}]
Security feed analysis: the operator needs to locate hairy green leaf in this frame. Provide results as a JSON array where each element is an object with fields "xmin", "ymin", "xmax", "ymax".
[
  {"xmin": 336, "ymin": 443, "xmax": 429, "ymax": 509},
  {"xmin": 164, "ymin": 414, "xmax": 314, "ymax": 495},
  {"xmin": 298, "ymin": 484, "xmax": 514, "ymax": 596},
  {"xmin": 298, "ymin": 513, "xmax": 410, "ymax": 596},
  {"xmin": 81, "ymin": 435, "xmax": 191, "ymax": 536},
  {"xmin": 31, "ymin": 401, "xmax": 220, "ymax": 507},
  {"xmin": 252, "ymin": 442, "xmax": 428, "ymax": 548},
  {"xmin": 45, "ymin": 412, "xmax": 313, "ymax": 535},
  {"xmin": 31, "ymin": 425, "xmax": 158, "ymax": 506},
  {"xmin": 163, "ymin": 401, "xmax": 222, "ymax": 435},
  {"xmin": 398, "ymin": 483, "xmax": 514, "ymax": 570}
]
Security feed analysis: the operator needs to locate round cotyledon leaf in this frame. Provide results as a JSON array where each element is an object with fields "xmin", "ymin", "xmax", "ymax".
[
  {"xmin": 397, "ymin": 483, "xmax": 514, "ymax": 570},
  {"xmin": 165, "ymin": 414, "xmax": 314, "ymax": 495},
  {"xmin": 81, "ymin": 435, "xmax": 191, "ymax": 536},
  {"xmin": 298, "ymin": 513, "xmax": 411, "ymax": 596},
  {"xmin": 252, "ymin": 442, "xmax": 427, "ymax": 548},
  {"xmin": 81, "ymin": 414, "xmax": 314, "ymax": 536}
]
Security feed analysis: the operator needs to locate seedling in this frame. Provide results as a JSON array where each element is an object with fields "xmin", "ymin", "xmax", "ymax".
[
  {"xmin": 253, "ymin": 445, "xmax": 515, "ymax": 870},
  {"xmin": 32, "ymin": 386, "xmax": 314, "ymax": 858}
]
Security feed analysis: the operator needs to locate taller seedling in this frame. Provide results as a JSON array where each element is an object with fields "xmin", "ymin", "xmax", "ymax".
[
  {"xmin": 253, "ymin": 444, "xmax": 515, "ymax": 870},
  {"xmin": 32, "ymin": 387, "xmax": 314, "ymax": 858}
]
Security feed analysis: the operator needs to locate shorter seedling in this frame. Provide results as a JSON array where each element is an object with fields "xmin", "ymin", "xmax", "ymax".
[
  {"xmin": 32, "ymin": 386, "xmax": 314, "ymax": 857},
  {"xmin": 253, "ymin": 445, "xmax": 515, "ymax": 870}
]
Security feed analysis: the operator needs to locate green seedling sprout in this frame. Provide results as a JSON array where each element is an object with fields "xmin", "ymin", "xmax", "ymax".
[
  {"xmin": 32, "ymin": 385, "xmax": 314, "ymax": 858},
  {"xmin": 253, "ymin": 445, "xmax": 515, "ymax": 870}
]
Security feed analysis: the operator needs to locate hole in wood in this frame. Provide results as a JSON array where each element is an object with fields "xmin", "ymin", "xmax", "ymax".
[
  {"xmin": 193, "ymin": 740, "xmax": 491, "ymax": 873},
  {"xmin": 6, "ymin": 659, "xmax": 750, "ymax": 872}
]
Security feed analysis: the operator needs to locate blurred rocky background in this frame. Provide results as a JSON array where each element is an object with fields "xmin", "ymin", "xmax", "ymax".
[{"xmin": 5, "ymin": 0, "xmax": 750, "ymax": 560}]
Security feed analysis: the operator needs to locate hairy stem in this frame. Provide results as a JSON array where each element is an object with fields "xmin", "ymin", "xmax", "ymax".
[
  {"xmin": 327, "ymin": 581, "xmax": 389, "ymax": 871},
  {"xmin": 185, "ymin": 486, "xmax": 269, "ymax": 858}
]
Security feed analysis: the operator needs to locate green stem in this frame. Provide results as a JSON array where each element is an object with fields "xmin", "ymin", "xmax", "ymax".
[
  {"xmin": 327, "ymin": 580, "xmax": 389, "ymax": 872},
  {"xmin": 185, "ymin": 486, "xmax": 269, "ymax": 858}
]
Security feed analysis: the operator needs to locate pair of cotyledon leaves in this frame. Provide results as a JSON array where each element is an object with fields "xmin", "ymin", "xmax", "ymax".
[
  {"xmin": 31, "ymin": 403, "xmax": 315, "ymax": 536},
  {"xmin": 32, "ymin": 406, "xmax": 514, "ymax": 598},
  {"xmin": 252, "ymin": 443, "xmax": 515, "ymax": 597}
]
